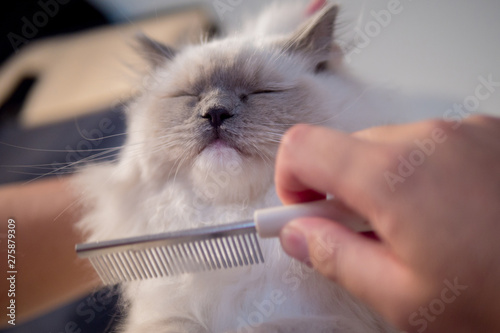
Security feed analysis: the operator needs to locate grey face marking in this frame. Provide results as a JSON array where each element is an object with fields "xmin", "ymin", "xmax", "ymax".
[{"xmin": 131, "ymin": 4, "xmax": 340, "ymax": 175}]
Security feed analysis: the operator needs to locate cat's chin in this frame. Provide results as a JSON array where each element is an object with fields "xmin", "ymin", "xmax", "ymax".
[
  {"xmin": 190, "ymin": 139, "xmax": 273, "ymax": 204},
  {"xmin": 197, "ymin": 139, "xmax": 243, "ymax": 171}
]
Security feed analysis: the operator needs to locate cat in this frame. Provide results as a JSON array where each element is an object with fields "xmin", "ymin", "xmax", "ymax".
[{"xmin": 74, "ymin": 2, "xmax": 415, "ymax": 332}]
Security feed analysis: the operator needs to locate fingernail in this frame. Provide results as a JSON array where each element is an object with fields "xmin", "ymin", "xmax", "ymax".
[{"xmin": 280, "ymin": 222, "xmax": 309, "ymax": 263}]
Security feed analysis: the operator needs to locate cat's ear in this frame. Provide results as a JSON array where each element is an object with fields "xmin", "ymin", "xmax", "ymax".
[
  {"xmin": 283, "ymin": 4, "xmax": 340, "ymax": 71},
  {"xmin": 135, "ymin": 33, "xmax": 177, "ymax": 67}
]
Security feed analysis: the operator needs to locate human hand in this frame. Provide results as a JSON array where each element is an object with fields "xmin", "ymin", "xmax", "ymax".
[
  {"xmin": 275, "ymin": 116, "xmax": 500, "ymax": 332},
  {"xmin": 0, "ymin": 177, "xmax": 99, "ymax": 326}
]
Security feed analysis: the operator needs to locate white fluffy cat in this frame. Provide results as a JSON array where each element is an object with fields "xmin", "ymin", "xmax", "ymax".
[{"xmin": 74, "ymin": 2, "xmax": 437, "ymax": 332}]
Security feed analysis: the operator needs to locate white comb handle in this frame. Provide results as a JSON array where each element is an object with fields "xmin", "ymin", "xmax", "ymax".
[{"xmin": 254, "ymin": 199, "xmax": 372, "ymax": 238}]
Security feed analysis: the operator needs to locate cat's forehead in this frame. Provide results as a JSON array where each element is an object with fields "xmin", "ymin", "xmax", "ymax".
[{"xmin": 173, "ymin": 39, "xmax": 288, "ymax": 92}]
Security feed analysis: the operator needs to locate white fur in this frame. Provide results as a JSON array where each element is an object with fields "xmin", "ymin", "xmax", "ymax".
[{"xmin": 74, "ymin": 2, "xmax": 445, "ymax": 332}]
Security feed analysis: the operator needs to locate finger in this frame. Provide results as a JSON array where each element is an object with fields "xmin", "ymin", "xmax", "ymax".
[
  {"xmin": 275, "ymin": 124, "xmax": 394, "ymax": 219},
  {"xmin": 280, "ymin": 217, "xmax": 415, "ymax": 322},
  {"xmin": 353, "ymin": 119, "xmax": 445, "ymax": 144}
]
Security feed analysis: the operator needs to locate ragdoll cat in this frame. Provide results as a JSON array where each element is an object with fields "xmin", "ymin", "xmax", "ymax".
[{"xmin": 75, "ymin": 2, "xmax": 420, "ymax": 332}]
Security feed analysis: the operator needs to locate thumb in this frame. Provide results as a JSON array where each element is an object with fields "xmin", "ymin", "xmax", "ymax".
[{"xmin": 279, "ymin": 217, "xmax": 415, "ymax": 324}]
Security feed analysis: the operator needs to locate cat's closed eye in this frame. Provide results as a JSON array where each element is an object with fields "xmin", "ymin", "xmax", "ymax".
[
  {"xmin": 169, "ymin": 91, "xmax": 200, "ymax": 100},
  {"xmin": 252, "ymin": 90, "xmax": 280, "ymax": 94},
  {"xmin": 315, "ymin": 61, "xmax": 328, "ymax": 74},
  {"xmin": 239, "ymin": 94, "xmax": 249, "ymax": 102},
  {"xmin": 239, "ymin": 89, "xmax": 283, "ymax": 103}
]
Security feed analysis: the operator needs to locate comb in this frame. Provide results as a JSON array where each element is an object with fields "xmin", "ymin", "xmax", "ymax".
[{"xmin": 76, "ymin": 199, "xmax": 371, "ymax": 285}]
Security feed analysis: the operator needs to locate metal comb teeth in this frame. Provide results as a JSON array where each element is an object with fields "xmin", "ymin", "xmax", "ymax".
[
  {"xmin": 77, "ymin": 199, "xmax": 372, "ymax": 285},
  {"xmin": 76, "ymin": 220, "xmax": 265, "ymax": 285}
]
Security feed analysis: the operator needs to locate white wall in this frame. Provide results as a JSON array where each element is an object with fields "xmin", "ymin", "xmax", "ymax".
[
  {"xmin": 90, "ymin": 0, "xmax": 500, "ymax": 116},
  {"xmin": 337, "ymin": 0, "xmax": 500, "ymax": 116}
]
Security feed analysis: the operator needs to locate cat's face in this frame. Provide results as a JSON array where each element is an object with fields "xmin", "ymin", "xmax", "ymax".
[{"xmin": 123, "ymin": 5, "xmax": 341, "ymax": 201}]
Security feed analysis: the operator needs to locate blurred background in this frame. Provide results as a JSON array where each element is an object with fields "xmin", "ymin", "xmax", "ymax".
[
  {"xmin": 0, "ymin": 0, "xmax": 499, "ymax": 332},
  {"xmin": 88, "ymin": 0, "xmax": 500, "ymax": 116}
]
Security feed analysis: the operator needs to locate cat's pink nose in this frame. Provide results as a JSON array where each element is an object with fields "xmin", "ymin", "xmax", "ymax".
[{"xmin": 202, "ymin": 108, "xmax": 233, "ymax": 128}]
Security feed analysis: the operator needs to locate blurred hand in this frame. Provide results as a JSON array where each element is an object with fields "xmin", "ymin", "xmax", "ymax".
[{"xmin": 275, "ymin": 116, "xmax": 500, "ymax": 333}]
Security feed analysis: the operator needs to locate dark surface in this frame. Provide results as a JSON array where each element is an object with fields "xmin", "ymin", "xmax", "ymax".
[
  {"xmin": 0, "ymin": 2, "xmax": 123, "ymax": 331},
  {"xmin": 0, "ymin": 106, "xmax": 127, "ymax": 185},
  {"xmin": 0, "ymin": 106, "xmax": 126, "ymax": 333},
  {"xmin": 0, "ymin": 0, "xmax": 108, "ymax": 65},
  {"xmin": 1, "ymin": 286, "xmax": 122, "ymax": 333}
]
